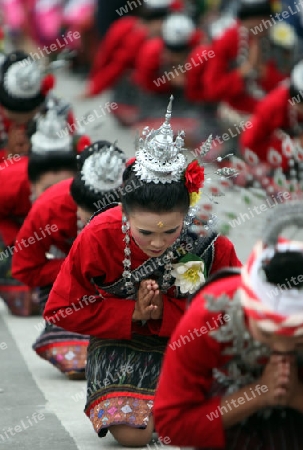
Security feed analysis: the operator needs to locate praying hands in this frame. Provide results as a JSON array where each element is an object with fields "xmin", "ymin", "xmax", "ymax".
[
  {"xmin": 132, "ymin": 279, "xmax": 163, "ymax": 322},
  {"xmin": 258, "ymin": 354, "xmax": 303, "ymax": 411}
]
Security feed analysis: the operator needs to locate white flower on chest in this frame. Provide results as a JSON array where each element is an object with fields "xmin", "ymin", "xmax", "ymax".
[{"xmin": 171, "ymin": 254, "xmax": 205, "ymax": 294}]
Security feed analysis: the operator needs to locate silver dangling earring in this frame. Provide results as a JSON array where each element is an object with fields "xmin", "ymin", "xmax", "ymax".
[{"xmin": 122, "ymin": 215, "xmax": 134, "ymax": 294}]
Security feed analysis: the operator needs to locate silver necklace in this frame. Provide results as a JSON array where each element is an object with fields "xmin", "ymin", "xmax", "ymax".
[
  {"xmin": 121, "ymin": 209, "xmax": 197, "ymax": 295},
  {"xmin": 121, "ymin": 214, "xmax": 177, "ymax": 295}
]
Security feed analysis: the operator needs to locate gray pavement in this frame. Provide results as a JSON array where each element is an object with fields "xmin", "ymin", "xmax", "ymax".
[
  {"xmin": 0, "ymin": 301, "xmax": 121, "ymax": 450},
  {"xmin": 0, "ymin": 311, "xmax": 77, "ymax": 449}
]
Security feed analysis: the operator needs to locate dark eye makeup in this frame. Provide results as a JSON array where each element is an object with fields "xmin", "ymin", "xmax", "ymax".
[
  {"xmin": 138, "ymin": 227, "xmax": 179, "ymax": 236},
  {"xmin": 164, "ymin": 228, "xmax": 179, "ymax": 234},
  {"xmin": 139, "ymin": 230, "xmax": 152, "ymax": 235}
]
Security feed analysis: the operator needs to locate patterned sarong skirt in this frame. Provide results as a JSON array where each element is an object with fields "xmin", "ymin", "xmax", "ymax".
[
  {"xmin": 84, "ymin": 334, "xmax": 168, "ymax": 437},
  {"xmin": 33, "ymin": 286, "xmax": 89, "ymax": 379},
  {"xmin": 0, "ymin": 233, "xmax": 39, "ymax": 316}
]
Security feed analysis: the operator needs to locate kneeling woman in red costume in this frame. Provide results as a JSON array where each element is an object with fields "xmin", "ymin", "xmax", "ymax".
[
  {"xmin": 154, "ymin": 202, "xmax": 303, "ymax": 449},
  {"xmin": 12, "ymin": 141, "xmax": 127, "ymax": 378},
  {"xmin": 0, "ymin": 102, "xmax": 78, "ymax": 316},
  {"xmin": 44, "ymin": 99, "xmax": 241, "ymax": 446}
]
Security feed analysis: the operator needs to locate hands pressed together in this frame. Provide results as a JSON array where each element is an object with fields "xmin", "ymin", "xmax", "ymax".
[
  {"xmin": 221, "ymin": 353, "xmax": 303, "ymax": 429},
  {"xmin": 257, "ymin": 354, "xmax": 303, "ymax": 411},
  {"xmin": 132, "ymin": 279, "xmax": 163, "ymax": 322}
]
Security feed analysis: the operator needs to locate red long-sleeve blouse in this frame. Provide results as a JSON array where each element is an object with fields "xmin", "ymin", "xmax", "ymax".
[
  {"xmin": 0, "ymin": 157, "xmax": 31, "ymax": 246},
  {"xmin": 185, "ymin": 43, "xmax": 213, "ymax": 102},
  {"xmin": 154, "ymin": 275, "xmax": 242, "ymax": 448},
  {"xmin": 87, "ymin": 17, "xmax": 148, "ymax": 97},
  {"xmin": 89, "ymin": 16, "xmax": 138, "ymax": 78},
  {"xmin": 12, "ymin": 178, "xmax": 77, "ymax": 288},
  {"xmin": 133, "ymin": 38, "xmax": 169, "ymax": 94},
  {"xmin": 44, "ymin": 205, "xmax": 241, "ymax": 340},
  {"xmin": 203, "ymin": 22, "xmax": 286, "ymax": 114},
  {"xmin": 133, "ymin": 39, "xmax": 209, "ymax": 99},
  {"xmin": 240, "ymin": 83, "xmax": 296, "ymax": 169}
]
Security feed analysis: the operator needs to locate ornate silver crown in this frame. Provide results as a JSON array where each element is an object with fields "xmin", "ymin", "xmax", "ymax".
[
  {"xmin": 31, "ymin": 99, "xmax": 72, "ymax": 154},
  {"xmin": 133, "ymin": 95, "xmax": 187, "ymax": 184},
  {"xmin": 4, "ymin": 56, "xmax": 42, "ymax": 99},
  {"xmin": 81, "ymin": 142, "xmax": 126, "ymax": 193}
]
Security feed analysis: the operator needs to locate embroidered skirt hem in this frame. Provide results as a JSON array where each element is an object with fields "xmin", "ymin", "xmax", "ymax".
[{"xmin": 85, "ymin": 334, "xmax": 168, "ymax": 437}]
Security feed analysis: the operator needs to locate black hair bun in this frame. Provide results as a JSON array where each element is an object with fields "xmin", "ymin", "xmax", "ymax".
[
  {"xmin": 263, "ymin": 251, "xmax": 303, "ymax": 287},
  {"xmin": 122, "ymin": 163, "xmax": 134, "ymax": 183}
]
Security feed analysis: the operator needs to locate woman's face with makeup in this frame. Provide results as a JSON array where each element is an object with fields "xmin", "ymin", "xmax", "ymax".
[{"xmin": 127, "ymin": 210, "xmax": 185, "ymax": 258}]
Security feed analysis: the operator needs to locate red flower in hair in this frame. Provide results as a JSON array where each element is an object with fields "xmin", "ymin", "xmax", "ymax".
[
  {"xmin": 77, "ymin": 135, "xmax": 91, "ymax": 153},
  {"xmin": 184, "ymin": 160, "xmax": 204, "ymax": 193},
  {"xmin": 170, "ymin": 0, "xmax": 184, "ymax": 11},
  {"xmin": 41, "ymin": 74, "xmax": 55, "ymax": 96},
  {"xmin": 126, "ymin": 157, "xmax": 136, "ymax": 167}
]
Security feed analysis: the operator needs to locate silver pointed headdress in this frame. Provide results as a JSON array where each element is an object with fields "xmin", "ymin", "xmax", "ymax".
[
  {"xmin": 31, "ymin": 99, "xmax": 73, "ymax": 154},
  {"xmin": 133, "ymin": 95, "xmax": 187, "ymax": 184},
  {"xmin": 81, "ymin": 141, "xmax": 126, "ymax": 193}
]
